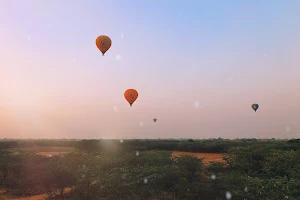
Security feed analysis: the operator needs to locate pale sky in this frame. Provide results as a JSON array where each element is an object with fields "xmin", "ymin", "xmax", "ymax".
[{"xmin": 0, "ymin": 0, "xmax": 300, "ymax": 139}]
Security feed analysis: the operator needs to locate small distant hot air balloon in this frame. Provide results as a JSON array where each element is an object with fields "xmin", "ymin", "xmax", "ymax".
[
  {"xmin": 124, "ymin": 89, "xmax": 138, "ymax": 107},
  {"xmin": 153, "ymin": 118, "xmax": 157, "ymax": 122},
  {"xmin": 252, "ymin": 104, "xmax": 259, "ymax": 112},
  {"xmin": 95, "ymin": 35, "xmax": 112, "ymax": 56}
]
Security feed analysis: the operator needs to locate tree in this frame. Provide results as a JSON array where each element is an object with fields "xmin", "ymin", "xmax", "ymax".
[
  {"xmin": 174, "ymin": 155, "xmax": 203, "ymax": 183},
  {"xmin": 46, "ymin": 155, "xmax": 77, "ymax": 197}
]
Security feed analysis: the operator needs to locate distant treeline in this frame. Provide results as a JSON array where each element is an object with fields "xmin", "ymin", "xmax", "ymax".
[{"xmin": 1, "ymin": 138, "xmax": 300, "ymax": 153}]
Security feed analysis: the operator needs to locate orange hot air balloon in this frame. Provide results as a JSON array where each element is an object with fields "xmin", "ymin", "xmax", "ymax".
[
  {"xmin": 95, "ymin": 35, "xmax": 112, "ymax": 56},
  {"xmin": 124, "ymin": 89, "xmax": 138, "ymax": 107}
]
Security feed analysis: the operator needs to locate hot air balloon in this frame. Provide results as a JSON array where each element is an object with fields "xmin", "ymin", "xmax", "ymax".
[
  {"xmin": 124, "ymin": 89, "xmax": 138, "ymax": 107},
  {"xmin": 153, "ymin": 118, "xmax": 157, "ymax": 122},
  {"xmin": 251, "ymin": 104, "xmax": 259, "ymax": 112},
  {"xmin": 95, "ymin": 35, "xmax": 112, "ymax": 56}
]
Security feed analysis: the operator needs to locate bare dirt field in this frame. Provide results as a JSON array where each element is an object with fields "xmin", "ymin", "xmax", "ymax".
[
  {"xmin": 37, "ymin": 151, "xmax": 70, "ymax": 157},
  {"xmin": 171, "ymin": 151, "xmax": 226, "ymax": 164},
  {"xmin": 10, "ymin": 146, "xmax": 76, "ymax": 157},
  {"xmin": 11, "ymin": 146, "xmax": 76, "ymax": 153}
]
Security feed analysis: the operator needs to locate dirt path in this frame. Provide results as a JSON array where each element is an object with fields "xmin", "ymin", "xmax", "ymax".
[
  {"xmin": 0, "ymin": 194, "xmax": 47, "ymax": 200},
  {"xmin": 0, "ymin": 188, "xmax": 72, "ymax": 200}
]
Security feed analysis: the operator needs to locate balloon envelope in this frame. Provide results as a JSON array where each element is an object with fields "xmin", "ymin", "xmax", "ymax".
[
  {"xmin": 251, "ymin": 104, "xmax": 259, "ymax": 112},
  {"xmin": 124, "ymin": 89, "xmax": 138, "ymax": 107},
  {"xmin": 95, "ymin": 35, "xmax": 112, "ymax": 56},
  {"xmin": 153, "ymin": 118, "xmax": 157, "ymax": 122}
]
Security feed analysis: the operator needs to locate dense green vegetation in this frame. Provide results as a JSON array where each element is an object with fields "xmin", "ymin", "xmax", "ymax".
[{"xmin": 0, "ymin": 139, "xmax": 300, "ymax": 199}]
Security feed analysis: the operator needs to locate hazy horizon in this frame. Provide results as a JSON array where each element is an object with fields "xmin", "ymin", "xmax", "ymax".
[{"xmin": 1, "ymin": 1, "xmax": 300, "ymax": 139}]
